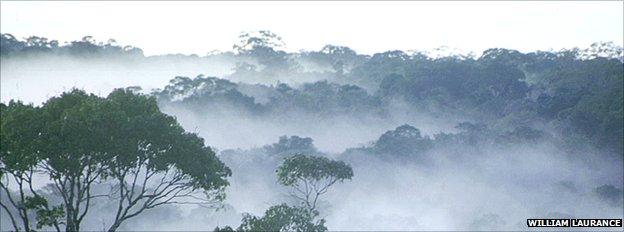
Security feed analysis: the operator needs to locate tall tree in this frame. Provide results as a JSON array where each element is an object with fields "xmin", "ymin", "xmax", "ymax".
[
  {"xmin": 0, "ymin": 89, "xmax": 231, "ymax": 232},
  {"xmin": 276, "ymin": 154, "xmax": 353, "ymax": 211},
  {"xmin": 100, "ymin": 89, "xmax": 231, "ymax": 232},
  {"xmin": 1, "ymin": 101, "xmax": 63, "ymax": 231}
]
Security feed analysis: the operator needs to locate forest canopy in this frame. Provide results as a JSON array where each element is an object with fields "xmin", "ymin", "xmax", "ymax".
[{"xmin": 1, "ymin": 31, "xmax": 623, "ymax": 231}]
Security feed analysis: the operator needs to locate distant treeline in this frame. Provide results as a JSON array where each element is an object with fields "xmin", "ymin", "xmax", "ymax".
[
  {"xmin": 2, "ymin": 32, "xmax": 623, "ymax": 155},
  {"xmin": 1, "ymin": 34, "xmax": 144, "ymax": 57},
  {"xmin": 155, "ymin": 53, "xmax": 624, "ymax": 156}
]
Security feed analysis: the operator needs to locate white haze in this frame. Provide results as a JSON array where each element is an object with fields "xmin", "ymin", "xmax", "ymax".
[
  {"xmin": 324, "ymin": 145, "xmax": 623, "ymax": 231},
  {"xmin": 1, "ymin": 56, "xmax": 235, "ymax": 104},
  {"xmin": 2, "ymin": 55, "xmax": 464, "ymax": 153},
  {"xmin": 161, "ymin": 103, "xmax": 462, "ymax": 153},
  {"xmin": 1, "ymin": 48, "xmax": 623, "ymax": 232},
  {"xmin": 2, "ymin": 1, "xmax": 623, "ymax": 56},
  {"xmin": 1, "ymin": 52, "xmax": 623, "ymax": 231}
]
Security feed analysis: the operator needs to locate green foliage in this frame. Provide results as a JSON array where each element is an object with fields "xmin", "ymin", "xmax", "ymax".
[
  {"xmin": 276, "ymin": 154, "xmax": 353, "ymax": 210},
  {"xmin": 140, "ymin": 32, "xmax": 622, "ymax": 156},
  {"xmin": 300, "ymin": 45, "xmax": 367, "ymax": 74},
  {"xmin": 264, "ymin": 80, "xmax": 383, "ymax": 116},
  {"xmin": 156, "ymin": 75, "xmax": 260, "ymax": 114},
  {"xmin": 0, "ymin": 101, "xmax": 42, "ymax": 175},
  {"xmin": 344, "ymin": 123, "xmax": 554, "ymax": 162},
  {"xmin": 374, "ymin": 124, "xmax": 433, "ymax": 158},
  {"xmin": 157, "ymin": 77, "xmax": 382, "ymax": 118},
  {"xmin": 264, "ymin": 136, "xmax": 317, "ymax": 156},
  {"xmin": 277, "ymin": 155, "xmax": 353, "ymax": 187},
  {"xmin": 232, "ymin": 30, "xmax": 294, "ymax": 74},
  {"xmin": 0, "ymin": 89, "xmax": 231, "ymax": 231},
  {"xmin": 213, "ymin": 225, "xmax": 235, "ymax": 232},
  {"xmin": 534, "ymin": 58, "xmax": 624, "ymax": 154},
  {"xmin": 35, "ymin": 205, "xmax": 65, "ymax": 229},
  {"xmin": 234, "ymin": 30, "xmax": 284, "ymax": 53},
  {"xmin": 1, "ymin": 33, "xmax": 143, "ymax": 58},
  {"xmin": 98, "ymin": 88, "xmax": 232, "ymax": 190},
  {"xmin": 236, "ymin": 204, "xmax": 327, "ymax": 232},
  {"xmin": 4, "ymin": 32, "xmax": 623, "ymax": 157},
  {"xmin": 21, "ymin": 195, "xmax": 66, "ymax": 229}
]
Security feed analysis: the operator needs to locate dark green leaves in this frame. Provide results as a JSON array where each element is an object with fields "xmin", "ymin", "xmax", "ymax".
[
  {"xmin": 374, "ymin": 124, "xmax": 433, "ymax": 158},
  {"xmin": 277, "ymin": 154, "xmax": 353, "ymax": 187},
  {"xmin": 1, "ymin": 88, "xmax": 231, "ymax": 231},
  {"xmin": 0, "ymin": 101, "xmax": 42, "ymax": 173},
  {"xmin": 237, "ymin": 204, "xmax": 327, "ymax": 232},
  {"xmin": 23, "ymin": 196, "xmax": 65, "ymax": 229}
]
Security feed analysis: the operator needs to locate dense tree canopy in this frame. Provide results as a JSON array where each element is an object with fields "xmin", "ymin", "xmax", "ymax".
[
  {"xmin": 264, "ymin": 136, "xmax": 318, "ymax": 156},
  {"xmin": 150, "ymin": 38, "xmax": 623, "ymax": 156},
  {"xmin": 4, "ymin": 33, "xmax": 621, "ymax": 155},
  {"xmin": 235, "ymin": 204, "xmax": 327, "ymax": 232},
  {"xmin": 374, "ymin": 124, "xmax": 433, "ymax": 158},
  {"xmin": 1, "ymin": 34, "xmax": 143, "ymax": 58},
  {"xmin": 0, "ymin": 89, "xmax": 231, "ymax": 232},
  {"xmin": 1, "ymin": 31, "xmax": 622, "ymax": 230}
]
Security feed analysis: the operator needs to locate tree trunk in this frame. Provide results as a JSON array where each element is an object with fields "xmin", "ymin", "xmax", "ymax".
[
  {"xmin": 65, "ymin": 209, "xmax": 77, "ymax": 232},
  {"xmin": 107, "ymin": 221, "xmax": 122, "ymax": 232}
]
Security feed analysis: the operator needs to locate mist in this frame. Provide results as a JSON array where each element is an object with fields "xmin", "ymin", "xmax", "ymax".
[
  {"xmin": 1, "ymin": 31, "xmax": 623, "ymax": 232},
  {"xmin": 0, "ymin": 54, "xmax": 236, "ymax": 104}
]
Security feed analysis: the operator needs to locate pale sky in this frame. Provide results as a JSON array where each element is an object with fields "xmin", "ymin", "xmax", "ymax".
[{"xmin": 1, "ymin": 1, "xmax": 623, "ymax": 56}]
